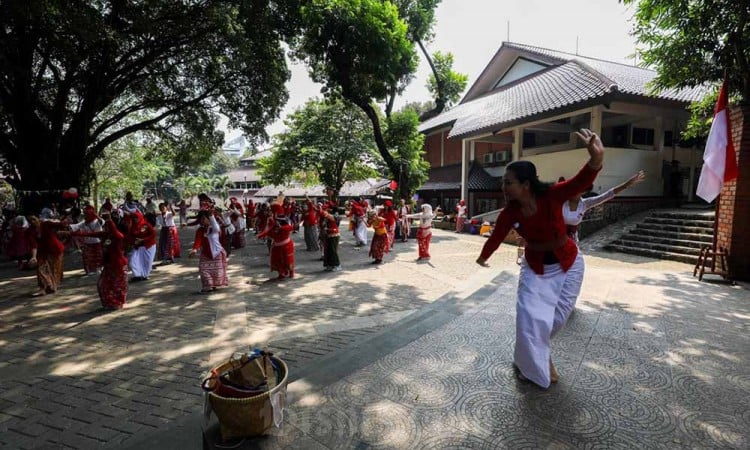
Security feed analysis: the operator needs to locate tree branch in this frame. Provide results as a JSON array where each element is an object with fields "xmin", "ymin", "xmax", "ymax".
[{"xmin": 91, "ymin": 89, "xmax": 215, "ymax": 154}]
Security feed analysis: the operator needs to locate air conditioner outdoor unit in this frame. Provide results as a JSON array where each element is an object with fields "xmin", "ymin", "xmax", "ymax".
[
  {"xmin": 495, "ymin": 151, "xmax": 510, "ymax": 163},
  {"xmin": 483, "ymin": 153, "xmax": 494, "ymax": 163}
]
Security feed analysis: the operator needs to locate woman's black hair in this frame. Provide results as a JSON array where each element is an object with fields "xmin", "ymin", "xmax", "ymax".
[
  {"xmin": 505, "ymin": 160, "xmax": 553, "ymax": 196},
  {"xmin": 196, "ymin": 210, "xmax": 211, "ymax": 221}
]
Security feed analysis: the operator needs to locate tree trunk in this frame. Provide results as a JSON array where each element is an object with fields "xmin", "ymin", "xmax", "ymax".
[{"xmin": 416, "ymin": 39, "xmax": 446, "ymax": 121}]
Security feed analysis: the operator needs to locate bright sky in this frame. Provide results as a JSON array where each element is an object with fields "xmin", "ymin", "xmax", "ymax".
[{"xmin": 222, "ymin": 0, "xmax": 638, "ymax": 143}]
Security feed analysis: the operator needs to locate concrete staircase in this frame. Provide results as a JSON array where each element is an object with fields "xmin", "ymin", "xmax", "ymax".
[{"xmin": 605, "ymin": 209, "xmax": 715, "ymax": 265}]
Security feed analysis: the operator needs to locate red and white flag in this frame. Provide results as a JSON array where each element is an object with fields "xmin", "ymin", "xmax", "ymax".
[{"xmin": 696, "ymin": 80, "xmax": 739, "ymax": 202}]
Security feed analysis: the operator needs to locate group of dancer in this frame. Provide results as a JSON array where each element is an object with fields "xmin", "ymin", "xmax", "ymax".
[{"xmin": 5, "ymin": 130, "xmax": 644, "ymax": 391}]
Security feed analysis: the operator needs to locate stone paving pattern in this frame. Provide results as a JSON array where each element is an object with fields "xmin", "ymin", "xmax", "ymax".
[{"xmin": 0, "ymin": 213, "xmax": 748, "ymax": 449}]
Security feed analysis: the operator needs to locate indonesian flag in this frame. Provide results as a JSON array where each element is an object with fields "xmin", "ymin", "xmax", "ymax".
[{"xmin": 696, "ymin": 80, "xmax": 739, "ymax": 202}]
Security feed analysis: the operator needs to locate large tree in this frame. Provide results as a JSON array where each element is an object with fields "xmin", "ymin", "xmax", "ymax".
[
  {"xmin": 258, "ymin": 98, "xmax": 380, "ymax": 199},
  {"xmin": 623, "ymin": 0, "xmax": 750, "ymax": 101},
  {"xmin": 293, "ymin": 0, "xmax": 460, "ymax": 199},
  {"xmin": 0, "ymin": 0, "xmax": 297, "ymax": 210}
]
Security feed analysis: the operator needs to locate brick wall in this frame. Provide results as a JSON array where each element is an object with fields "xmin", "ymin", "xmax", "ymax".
[
  {"xmin": 423, "ymin": 132, "xmax": 442, "ymax": 167},
  {"xmin": 719, "ymin": 105, "xmax": 750, "ymax": 280}
]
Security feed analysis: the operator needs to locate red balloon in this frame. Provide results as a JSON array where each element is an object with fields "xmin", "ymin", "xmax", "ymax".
[{"xmin": 389, "ymin": 180, "xmax": 398, "ymax": 190}]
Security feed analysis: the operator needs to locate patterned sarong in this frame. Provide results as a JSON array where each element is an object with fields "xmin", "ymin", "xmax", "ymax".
[
  {"xmin": 199, "ymin": 251, "xmax": 228, "ymax": 289},
  {"xmin": 98, "ymin": 266, "xmax": 128, "ymax": 309},
  {"xmin": 158, "ymin": 226, "xmax": 177, "ymax": 260},
  {"xmin": 37, "ymin": 254, "xmax": 63, "ymax": 293},
  {"xmin": 304, "ymin": 225, "xmax": 320, "ymax": 251},
  {"xmin": 270, "ymin": 240, "xmax": 295, "ymax": 278},
  {"xmin": 369, "ymin": 232, "xmax": 389, "ymax": 261},
  {"xmin": 81, "ymin": 242, "xmax": 103, "ymax": 273},
  {"xmin": 416, "ymin": 227, "xmax": 432, "ymax": 259},
  {"xmin": 232, "ymin": 231, "xmax": 246, "ymax": 249}
]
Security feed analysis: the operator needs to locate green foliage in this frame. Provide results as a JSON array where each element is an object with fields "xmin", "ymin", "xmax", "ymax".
[
  {"xmin": 211, "ymin": 175, "xmax": 233, "ymax": 202},
  {"xmin": 259, "ymin": 98, "xmax": 379, "ymax": 195},
  {"xmin": 383, "ymin": 109, "xmax": 429, "ymax": 198},
  {"xmin": 0, "ymin": 181, "xmax": 13, "ymax": 205},
  {"xmin": 205, "ymin": 153, "xmax": 240, "ymax": 177},
  {"xmin": 293, "ymin": 0, "xmax": 444, "ymax": 199},
  {"xmin": 0, "ymin": 0, "xmax": 296, "ymax": 196},
  {"xmin": 400, "ymin": 100, "xmax": 437, "ymax": 117},
  {"xmin": 92, "ymin": 137, "xmax": 172, "ymax": 204},
  {"xmin": 622, "ymin": 0, "xmax": 750, "ymax": 101},
  {"xmin": 426, "ymin": 51, "xmax": 468, "ymax": 109},
  {"xmin": 392, "ymin": 0, "xmax": 441, "ymax": 42},
  {"xmin": 295, "ymin": 0, "xmax": 418, "ymax": 105}
]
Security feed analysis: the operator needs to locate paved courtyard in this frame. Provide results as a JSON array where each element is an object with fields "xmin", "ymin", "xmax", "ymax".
[{"xmin": 1, "ymin": 216, "xmax": 748, "ymax": 449}]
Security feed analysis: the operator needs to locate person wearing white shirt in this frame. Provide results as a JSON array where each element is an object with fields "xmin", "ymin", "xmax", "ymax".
[
  {"xmin": 156, "ymin": 203, "xmax": 180, "ymax": 264},
  {"xmin": 562, "ymin": 170, "xmax": 645, "ymax": 243}
]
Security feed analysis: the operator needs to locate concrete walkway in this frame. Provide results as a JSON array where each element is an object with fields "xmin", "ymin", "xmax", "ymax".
[{"xmin": 1, "ymin": 215, "xmax": 748, "ymax": 449}]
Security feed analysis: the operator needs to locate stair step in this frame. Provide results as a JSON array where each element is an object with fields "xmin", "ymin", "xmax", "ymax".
[
  {"xmin": 643, "ymin": 217, "xmax": 715, "ymax": 228},
  {"xmin": 635, "ymin": 223, "xmax": 714, "ymax": 235},
  {"xmin": 618, "ymin": 233, "xmax": 709, "ymax": 249},
  {"xmin": 609, "ymin": 239, "xmax": 703, "ymax": 256},
  {"xmin": 604, "ymin": 244, "xmax": 705, "ymax": 265},
  {"xmin": 626, "ymin": 229, "xmax": 714, "ymax": 243},
  {"xmin": 649, "ymin": 210, "xmax": 715, "ymax": 220}
]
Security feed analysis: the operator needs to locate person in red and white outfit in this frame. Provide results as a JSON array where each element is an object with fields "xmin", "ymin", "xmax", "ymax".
[
  {"xmin": 156, "ymin": 202, "xmax": 180, "ymax": 265},
  {"xmin": 71, "ymin": 212, "xmax": 129, "ymax": 309},
  {"xmin": 406, "ymin": 204, "xmax": 434, "ymax": 260},
  {"xmin": 69, "ymin": 206, "xmax": 104, "ymax": 275},
  {"xmin": 455, "ymin": 199, "xmax": 467, "ymax": 233},
  {"xmin": 303, "ymin": 195, "xmax": 320, "ymax": 252},
  {"xmin": 127, "ymin": 211, "xmax": 156, "ymax": 282},
  {"xmin": 397, "ymin": 199, "xmax": 411, "ymax": 242},
  {"xmin": 367, "ymin": 210, "xmax": 389, "ymax": 264},
  {"xmin": 189, "ymin": 209, "xmax": 228, "ymax": 293},
  {"xmin": 256, "ymin": 201, "xmax": 295, "ymax": 280},
  {"xmin": 379, "ymin": 200, "xmax": 398, "ymax": 250},
  {"xmin": 476, "ymin": 128, "xmax": 604, "ymax": 389}
]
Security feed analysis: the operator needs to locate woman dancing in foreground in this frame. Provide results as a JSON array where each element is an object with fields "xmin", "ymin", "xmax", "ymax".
[{"xmin": 476, "ymin": 129, "xmax": 604, "ymax": 388}]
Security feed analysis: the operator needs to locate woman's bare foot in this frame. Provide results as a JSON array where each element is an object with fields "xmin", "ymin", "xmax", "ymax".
[{"xmin": 549, "ymin": 359, "xmax": 559, "ymax": 383}]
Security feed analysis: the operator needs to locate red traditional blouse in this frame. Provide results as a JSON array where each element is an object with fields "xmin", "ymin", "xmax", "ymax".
[
  {"xmin": 480, "ymin": 163, "xmax": 600, "ymax": 274},
  {"xmin": 379, "ymin": 209, "xmax": 398, "ymax": 227}
]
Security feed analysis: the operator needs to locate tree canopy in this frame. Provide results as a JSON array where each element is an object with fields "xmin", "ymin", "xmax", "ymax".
[
  {"xmin": 623, "ymin": 0, "xmax": 750, "ymax": 101},
  {"xmin": 0, "ymin": 0, "xmax": 296, "ymax": 208},
  {"xmin": 258, "ymin": 98, "xmax": 380, "ymax": 198},
  {"xmin": 293, "ymin": 0, "xmax": 452, "ymax": 198}
]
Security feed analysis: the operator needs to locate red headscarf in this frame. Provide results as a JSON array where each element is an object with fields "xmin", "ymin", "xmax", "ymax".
[{"xmin": 83, "ymin": 206, "xmax": 97, "ymax": 222}]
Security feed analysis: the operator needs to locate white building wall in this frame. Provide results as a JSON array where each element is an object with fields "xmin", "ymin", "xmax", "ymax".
[{"xmin": 523, "ymin": 147, "xmax": 662, "ymax": 196}]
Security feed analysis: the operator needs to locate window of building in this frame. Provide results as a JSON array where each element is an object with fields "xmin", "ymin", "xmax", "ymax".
[
  {"xmin": 664, "ymin": 130, "xmax": 674, "ymax": 147},
  {"xmin": 632, "ymin": 127, "xmax": 655, "ymax": 146}
]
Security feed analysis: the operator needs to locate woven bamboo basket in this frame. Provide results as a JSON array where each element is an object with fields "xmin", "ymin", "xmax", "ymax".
[{"xmin": 208, "ymin": 356, "xmax": 288, "ymax": 439}]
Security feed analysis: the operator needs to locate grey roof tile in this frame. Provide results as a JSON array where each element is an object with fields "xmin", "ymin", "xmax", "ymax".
[
  {"xmin": 419, "ymin": 42, "xmax": 708, "ymax": 137},
  {"xmin": 443, "ymin": 61, "xmax": 612, "ymax": 138}
]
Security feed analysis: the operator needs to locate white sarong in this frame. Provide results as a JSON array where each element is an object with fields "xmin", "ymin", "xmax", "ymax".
[
  {"xmin": 129, "ymin": 245, "xmax": 156, "ymax": 278},
  {"xmin": 514, "ymin": 253, "xmax": 584, "ymax": 388},
  {"xmin": 354, "ymin": 217, "xmax": 368, "ymax": 246}
]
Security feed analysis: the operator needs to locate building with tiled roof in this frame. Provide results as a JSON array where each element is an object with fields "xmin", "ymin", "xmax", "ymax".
[
  {"xmin": 417, "ymin": 42, "xmax": 709, "ymax": 217},
  {"xmin": 252, "ymin": 178, "xmax": 391, "ymax": 203},
  {"xmin": 225, "ymin": 149, "xmax": 271, "ymax": 199}
]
